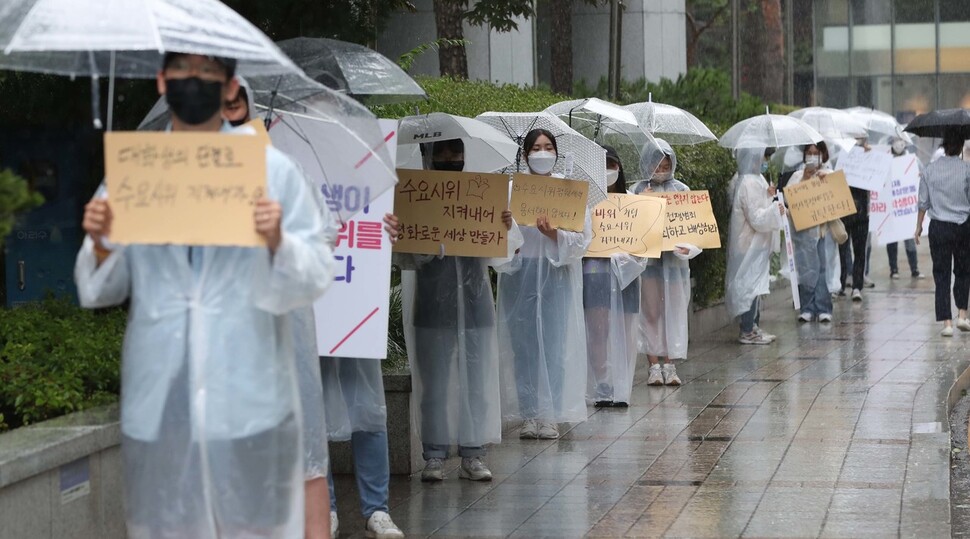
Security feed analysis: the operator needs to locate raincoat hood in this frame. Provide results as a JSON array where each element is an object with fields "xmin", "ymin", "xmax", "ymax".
[
  {"xmin": 735, "ymin": 146, "xmax": 768, "ymax": 177},
  {"xmin": 639, "ymin": 137, "xmax": 678, "ymax": 180}
]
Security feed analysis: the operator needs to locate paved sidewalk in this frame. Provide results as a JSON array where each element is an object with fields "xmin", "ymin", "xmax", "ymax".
[{"xmin": 334, "ymin": 248, "xmax": 970, "ymax": 538}]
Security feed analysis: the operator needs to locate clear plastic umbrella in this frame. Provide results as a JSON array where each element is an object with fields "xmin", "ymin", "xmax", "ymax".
[
  {"xmin": 843, "ymin": 107, "xmax": 911, "ymax": 143},
  {"xmin": 276, "ymin": 37, "xmax": 426, "ymax": 105},
  {"xmin": 719, "ymin": 110, "xmax": 824, "ymax": 150},
  {"xmin": 0, "ymin": 0, "xmax": 304, "ymax": 127},
  {"xmin": 623, "ymin": 94, "xmax": 717, "ymax": 145},
  {"xmin": 475, "ymin": 111, "xmax": 608, "ymax": 208},
  {"xmin": 545, "ymin": 98, "xmax": 660, "ymax": 182},
  {"xmin": 789, "ymin": 107, "xmax": 867, "ymax": 140},
  {"xmin": 397, "ymin": 113, "xmax": 520, "ymax": 173},
  {"xmin": 138, "ymin": 73, "xmax": 397, "ymax": 224}
]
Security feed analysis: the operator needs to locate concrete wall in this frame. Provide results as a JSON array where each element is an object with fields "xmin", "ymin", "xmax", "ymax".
[{"xmin": 376, "ymin": 0, "xmax": 536, "ymax": 86}]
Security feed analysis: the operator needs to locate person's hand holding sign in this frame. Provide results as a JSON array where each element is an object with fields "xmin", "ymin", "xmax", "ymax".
[
  {"xmin": 536, "ymin": 215, "xmax": 558, "ymax": 241},
  {"xmin": 254, "ymin": 197, "xmax": 283, "ymax": 253},
  {"xmin": 502, "ymin": 210, "xmax": 513, "ymax": 231},
  {"xmin": 383, "ymin": 213, "xmax": 400, "ymax": 244},
  {"xmin": 83, "ymin": 198, "xmax": 114, "ymax": 266}
]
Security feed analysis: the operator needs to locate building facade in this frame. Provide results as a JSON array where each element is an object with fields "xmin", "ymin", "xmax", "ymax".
[{"xmin": 813, "ymin": 0, "xmax": 970, "ymax": 123}]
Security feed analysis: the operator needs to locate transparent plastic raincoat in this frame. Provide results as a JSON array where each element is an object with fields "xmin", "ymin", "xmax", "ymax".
[
  {"xmin": 725, "ymin": 147, "xmax": 785, "ymax": 317},
  {"xmin": 495, "ymin": 176, "xmax": 593, "ymax": 423},
  {"xmin": 630, "ymin": 140, "xmax": 701, "ymax": 360},
  {"xmin": 582, "ymin": 253, "xmax": 645, "ymax": 404},
  {"xmin": 320, "ymin": 357, "xmax": 387, "ymax": 440},
  {"xmin": 75, "ymin": 129, "xmax": 336, "ymax": 538}
]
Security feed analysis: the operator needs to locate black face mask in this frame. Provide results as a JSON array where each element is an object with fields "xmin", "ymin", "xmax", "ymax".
[
  {"xmin": 165, "ymin": 77, "xmax": 223, "ymax": 125},
  {"xmin": 432, "ymin": 160, "xmax": 465, "ymax": 172},
  {"xmin": 229, "ymin": 117, "xmax": 249, "ymax": 127}
]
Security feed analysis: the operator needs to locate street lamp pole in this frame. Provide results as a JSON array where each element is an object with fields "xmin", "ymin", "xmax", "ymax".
[
  {"xmin": 731, "ymin": 0, "xmax": 739, "ymax": 100},
  {"xmin": 608, "ymin": 0, "xmax": 621, "ymax": 100}
]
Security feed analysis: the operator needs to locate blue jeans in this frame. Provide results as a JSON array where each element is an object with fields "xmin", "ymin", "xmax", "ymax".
[
  {"xmin": 887, "ymin": 239, "xmax": 919, "ymax": 275},
  {"xmin": 799, "ymin": 240, "xmax": 833, "ymax": 316},
  {"xmin": 326, "ymin": 431, "xmax": 389, "ymax": 519},
  {"xmin": 739, "ymin": 297, "xmax": 761, "ymax": 334},
  {"xmin": 422, "ymin": 443, "xmax": 486, "ymax": 460}
]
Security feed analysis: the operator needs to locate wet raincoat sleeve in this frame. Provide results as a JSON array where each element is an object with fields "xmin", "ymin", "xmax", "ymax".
[
  {"xmin": 252, "ymin": 148, "xmax": 337, "ymax": 314},
  {"xmin": 551, "ymin": 212, "xmax": 593, "ymax": 267},
  {"xmin": 75, "ymin": 184, "xmax": 130, "ymax": 308},
  {"xmin": 484, "ymin": 218, "xmax": 525, "ymax": 269},
  {"xmin": 739, "ymin": 176, "xmax": 784, "ymax": 234},
  {"xmin": 611, "ymin": 253, "xmax": 648, "ymax": 289}
]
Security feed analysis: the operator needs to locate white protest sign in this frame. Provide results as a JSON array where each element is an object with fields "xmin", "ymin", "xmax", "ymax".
[
  {"xmin": 266, "ymin": 119, "xmax": 397, "ymax": 360},
  {"xmin": 836, "ymin": 145, "xmax": 893, "ymax": 191},
  {"xmin": 778, "ymin": 192, "xmax": 800, "ymax": 311},
  {"xmin": 870, "ymin": 153, "xmax": 928, "ymax": 246}
]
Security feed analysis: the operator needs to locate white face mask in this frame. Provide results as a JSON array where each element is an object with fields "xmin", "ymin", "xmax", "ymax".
[
  {"xmin": 804, "ymin": 155, "xmax": 821, "ymax": 167},
  {"xmin": 892, "ymin": 140, "xmax": 906, "ymax": 154},
  {"xmin": 652, "ymin": 171, "xmax": 672, "ymax": 183},
  {"xmin": 605, "ymin": 169, "xmax": 619, "ymax": 186},
  {"xmin": 528, "ymin": 151, "xmax": 557, "ymax": 175}
]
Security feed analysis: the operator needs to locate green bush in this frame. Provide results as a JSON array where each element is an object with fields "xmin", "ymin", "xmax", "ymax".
[
  {"xmin": 0, "ymin": 298, "xmax": 126, "ymax": 431},
  {"xmin": 370, "ymin": 76, "xmax": 568, "ymax": 119},
  {"xmin": 0, "ymin": 168, "xmax": 44, "ymax": 246}
]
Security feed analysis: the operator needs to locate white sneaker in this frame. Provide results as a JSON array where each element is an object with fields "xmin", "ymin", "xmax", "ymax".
[
  {"xmin": 537, "ymin": 422, "xmax": 559, "ymax": 439},
  {"xmin": 957, "ymin": 319, "xmax": 970, "ymax": 332},
  {"xmin": 331, "ymin": 511, "xmax": 339, "ymax": 538},
  {"xmin": 459, "ymin": 456, "xmax": 493, "ymax": 481},
  {"xmin": 421, "ymin": 457, "xmax": 443, "ymax": 482},
  {"xmin": 798, "ymin": 312, "xmax": 813, "ymax": 322},
  {"xmin": 851, "ymin": 289, "xmax": 863, "ymax": 302},
  {"xmin": 942, "ymin": 326, "xmax": 954, "ymax": 337},
  {"xmin": 818, "ymin": 313, "xmax": 832, "ymax": 323},
  {"xmin": 864, "ymin": 278, "xmax": 875, "ymax": 288},
  {"xmin": 519, "ymin": 419, "xmax": 538, "ymax": 439},
  {"xmin": 647, "ymin": 364, "xmax": 664, "ymax": 386},
  {"xmin": 890, "ymin": 272, "xmax": 900, "ymax": 280},
  {"xmin": 365, "ymin": 511, "xmax": 404, "ymax": 538},
  {"xmin": 914, "ymin": 273, "xmax": 926, "ymax": 279},
  {"xmin": 739, "ymin": 331, "xmax": 772, "ymax": 345},
  {"xmin": 754, "ymin": 326, "xmax": 776, "ymax": 342},
  {"xmin": 662, "ymin": 364, "xmax": 682, "ymax": 386}
]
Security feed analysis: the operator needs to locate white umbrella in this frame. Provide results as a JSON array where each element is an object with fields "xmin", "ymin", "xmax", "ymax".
[
  {"xmin": 546, "ymin": 99, "xmax": 660, "ymax": 182},
  {"xmin": 719, "ymin": 109, "xmax": 824, "ymax": 150},
  {"xmin": 0, "ymin": 0, "xmax": 303, "ymax": 127},
  {"xmin": 475, "ymin": 111, "xmax": 608, "ymax": 208},
  {"xmin": 396, "ymin": 113, "xmax": 520, "ymax": 173},
  {"xmin": 788, "ymin": 107, "xmax": 867, "ymax": 140},
  {"xmin": 623, "ymin": 94, "xmax": 717, "ymax": 145},
  {"xmin": 843, "ymin": 107, "xmax": 912, "ymax": 143}
]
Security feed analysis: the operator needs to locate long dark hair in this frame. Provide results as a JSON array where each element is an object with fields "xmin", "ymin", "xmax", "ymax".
[{"xmin": 802, "ymin": 141, "xmax": 829, "ymax": 164}]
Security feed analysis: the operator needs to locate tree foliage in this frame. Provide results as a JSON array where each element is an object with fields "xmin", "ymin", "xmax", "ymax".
[{"xmin": 0, "ymin": 169, "xmax": 44, "ymax": 247}]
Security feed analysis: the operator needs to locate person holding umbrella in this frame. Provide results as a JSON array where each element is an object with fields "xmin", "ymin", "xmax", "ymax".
[
  {"xmin": 76, "ymin": 53, "xmax": 335, "ymax": 538},
  {"xmin": 725, "ymin": 146, "xmax": 786, "ymax": 344},
  {"xmin": 915, "ymin": 131, "xmax": 970, "ymax": 337},
  {"xmin": 495, "ymin": 128, "xmax": 592, "ymax": 440},
  {"xmin": 630, "ymin": 139, "xmax": 702, "ymax": 385},
  {"xmin": 583, "ymin": 145, "xmax": 647, "ymax": 405}
]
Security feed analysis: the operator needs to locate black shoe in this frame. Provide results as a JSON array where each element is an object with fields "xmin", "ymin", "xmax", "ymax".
[
  {"xmin": 612, "ymin": 401, "xmax": 629, "ymax": 408},
  {"xmin": 594, "ymin": 400, "xmax": 613, "ymax": 408}
]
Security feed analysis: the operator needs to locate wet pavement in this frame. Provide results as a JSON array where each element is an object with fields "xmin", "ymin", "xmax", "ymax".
[{"xmin": 333, "ymin": 248, "xmax": 970, "ymax": 537}]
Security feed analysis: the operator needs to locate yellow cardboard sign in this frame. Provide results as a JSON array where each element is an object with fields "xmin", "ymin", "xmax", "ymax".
[
  {"xmin": 392, "ymin": 169, "xmax": 510, "ymax": 258},
  {"xmin": 510, "ymin": 173, "xmax": 589, "ymax": 232},
  {"xmin": 784, "ymin": 170, "xmax": 858, "ymax": 231},
  {"xmin": 586, "ymin": 193, "xmax": 666, "ymax": 258},
  {"xmin": 643, "ymin": 190, "xmax": 722, "ymax": 250},
  {"xmin": 103, "ymin": 131, "xmax": 266, "ymax": 247}
]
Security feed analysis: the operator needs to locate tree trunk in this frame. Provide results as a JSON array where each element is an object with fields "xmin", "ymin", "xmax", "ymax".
[
  {"xmin": 759, "ymin": 0, "xmax": 784, "ymax": 103},
  {"xmin": 433, "ymin": 0, "xmax": 468, "ymax": 78},
  {"xmin": 550, "ymin": 0, "xmax": 573, "ymax": 95}
]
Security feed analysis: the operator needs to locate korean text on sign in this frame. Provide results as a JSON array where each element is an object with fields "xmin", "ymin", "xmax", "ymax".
[
  {"xmin": 642, "ymin": 190, "xmax": 722, "ymax": 250},
  {"xmin": 393, "ymin": 169, "xmax": 510, "ymax": 258},
  {"xmin": 103, "ymin": 131, "xmax": 266, "ymax": 247},
  {"xmin": 587, "ymin": 193, "xmax": 666, "ymax": 258},
  {"xmin": 783, "ymin": 171, "xmax": 857, "ymax": 231},
  {"xmin": 510, "ymin": 173, "xmax": 589, "ymax": 232}
]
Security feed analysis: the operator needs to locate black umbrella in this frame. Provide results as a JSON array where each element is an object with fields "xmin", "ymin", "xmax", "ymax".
[
  {"xmin": 903, "ymin": 108, "xmax": 970, "ymax": 139},
  {"xmin": 276, "ymin": 37, "xmax": 426, "ymax": 105}
]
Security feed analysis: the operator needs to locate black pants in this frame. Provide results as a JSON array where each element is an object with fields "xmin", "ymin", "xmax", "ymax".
[
  {"xmin": 928, "ymin": 219, "xmax": 970, "ymax": 321},
  {"xmin": 839, "ymin": 214, "xmax": 869, "ymax": 291}
]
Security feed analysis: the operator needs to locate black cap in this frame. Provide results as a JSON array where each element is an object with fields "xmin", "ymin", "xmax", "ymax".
[
  {"xmin": 602, "ymin": 144, "xmax": 621, "ymax": 165},
  {"xmin": 162, "ymin": 52, "xmax": 237, "ymax": 79}
]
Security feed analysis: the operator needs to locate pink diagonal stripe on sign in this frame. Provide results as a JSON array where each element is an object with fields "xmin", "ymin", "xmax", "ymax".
[
  {"xmin": 355, "ymin": 131, "xmax": 396, "ymax": 169},
  {"xmin": 329, "ymin": 307, "xmax": 380, "ymax": 355}
]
